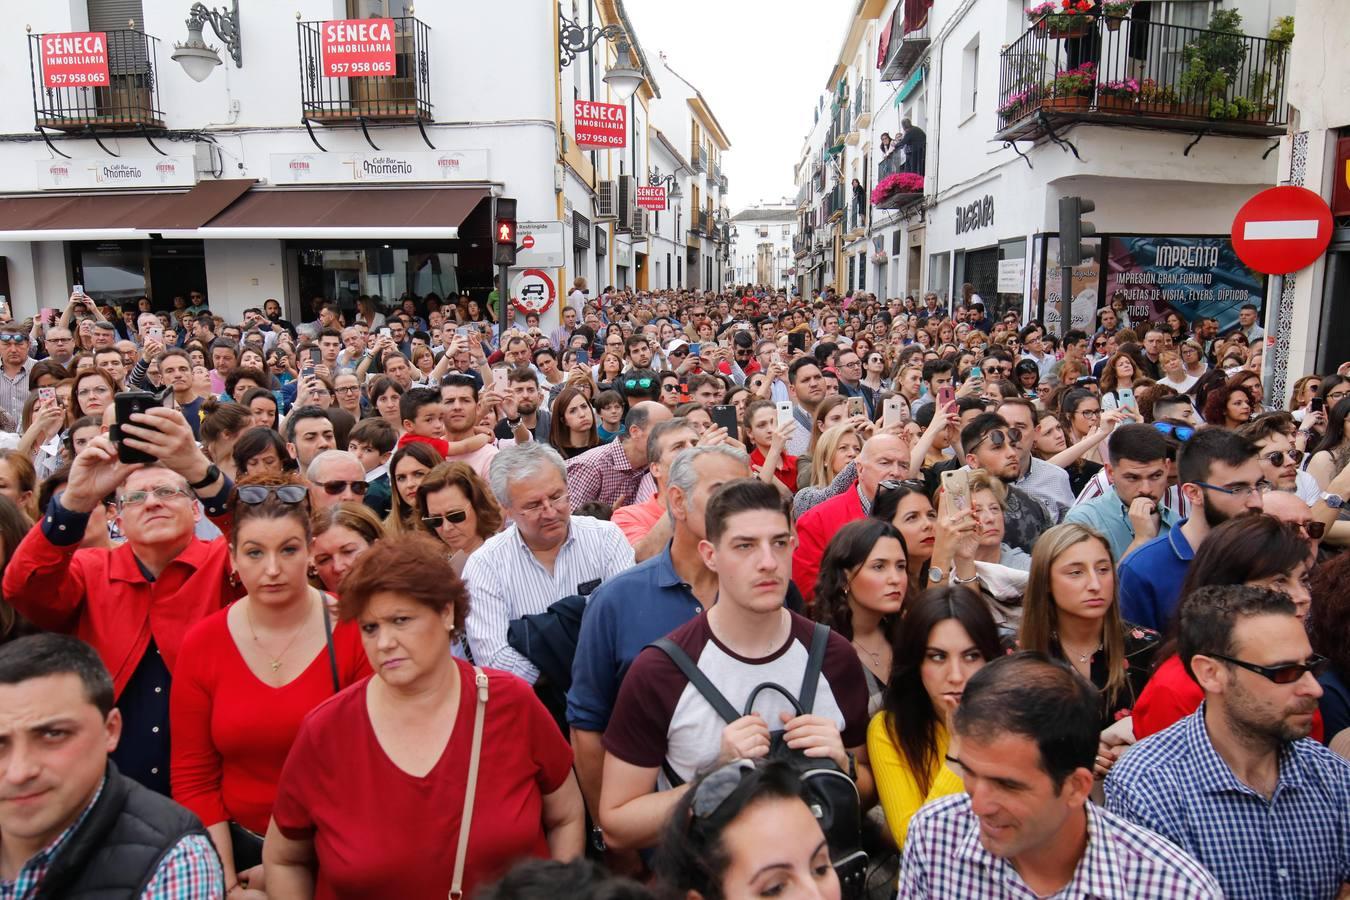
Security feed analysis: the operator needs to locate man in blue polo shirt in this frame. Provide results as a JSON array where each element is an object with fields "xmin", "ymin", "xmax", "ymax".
[
  {"xmin": 567, "ymin": 444, "xmax": 752, "ymax": 856},
  {"xmin": 1065, "ymin": 424, "xmax": 1176, "ymax": 562},
  {"xmin": 1119, "ymin": 428, "xmax": 1265, "ymax": 630}
]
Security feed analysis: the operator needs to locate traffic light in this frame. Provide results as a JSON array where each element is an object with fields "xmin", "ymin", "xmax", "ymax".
[
  {"xmin": 1058, "ymin": 196, "xmax": 1096, "ymax": 267},
  {"xmin": 494, "ymin": 196, "xmax": 518, "ymax": 266}
]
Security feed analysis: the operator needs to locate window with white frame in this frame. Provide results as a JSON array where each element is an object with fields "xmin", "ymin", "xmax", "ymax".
[{"xmin": 961, "ymin": 36, "xmax": 980, "ymax": 120}]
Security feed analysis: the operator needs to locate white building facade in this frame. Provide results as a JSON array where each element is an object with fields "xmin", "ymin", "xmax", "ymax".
[
  {"xmin": 728, "ymin": 204, "xmax": 797, "ymax": 289},
  {"xmin": 797, "ymin": 0, "xmax": 1295, "ymax": 343},
  {"xmin": 0, "ymin": 0, "xmax": 725, "ymax": 330}
]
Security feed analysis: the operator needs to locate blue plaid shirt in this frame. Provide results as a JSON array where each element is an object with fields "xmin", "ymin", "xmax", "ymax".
[
  {"xmin": 899, "ymin": 792, "xmax": 1222, "ymax": 898},
  {"xmin": 1105, "ymin": 704, "xmax": 1350, "ymax": 900},
  {"xmin": 0, "ymin": 780, "xmax": 223, "ymax": 899}
]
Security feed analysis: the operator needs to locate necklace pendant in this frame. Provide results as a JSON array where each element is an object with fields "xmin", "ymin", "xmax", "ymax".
[{"xmin": 270, "ymin": 660, "xmax": 281, "ymax": 672}]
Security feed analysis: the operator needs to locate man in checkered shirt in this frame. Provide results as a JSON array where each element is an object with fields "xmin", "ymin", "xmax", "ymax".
[{"xmin": 900, "ymin": 652, "xmax": 1221, "ymax": 899}]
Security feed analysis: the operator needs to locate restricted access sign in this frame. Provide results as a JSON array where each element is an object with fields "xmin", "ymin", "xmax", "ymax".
[
  {"xmin": 637, "ymin": 185, "xmax": 668, "ymax": 211},
  {"xmin": 1231, "ymin": 186, "xmax": 1333, "ymax": 275},
  {"xmin": 574, "ymin": 100, "xmax": 627, "ymax": 149},
  {"xmin": 40, "ymin": 32, "xmax": 110, "ymax": 88},
  {"xmin": 511, "ymin": 268, "xmax": 557, "ymax": 316},
  {"xmin": 320, "ymin": 19, "xmax": 396, "ymax": 77}
]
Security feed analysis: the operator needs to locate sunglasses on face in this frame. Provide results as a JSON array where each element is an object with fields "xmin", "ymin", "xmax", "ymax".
[
  {"xmin": 969, "ymin": 427, "xmax": 1023, "ymax": 452},
  {"xmin": 318, "ymin": 480, "xmax": 369, "ymax": 496},
  {"xmin": 422, "ymin": 510, "xmax": 468, "ymax": 528},
  {"xmin": 1261, "ymin": 449, "xmax": 1303, "ymax": 467},
  {"xmin": 236, "ymin": 484, "xmax": 308, "ymax": 505},
  {"xmin": 1207, "ymin": 652, "xmax": 1329, "ymax": 685}
]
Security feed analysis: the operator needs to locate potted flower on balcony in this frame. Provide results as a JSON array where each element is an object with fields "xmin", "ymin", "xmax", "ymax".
[
  {"xmin": 998, "ymin": 84, "xmax": 1044, "ymax": 122},
  {"xmin": 870, "ymin": 172, "xmax": 925, "ymax": 208},
  {"xmin": 1047, "ymin": 62, "xmax": 1095, "ymax": 111},
  {"xmin": 1102, "ymin": 0, "xmax": 1133, "ymax": 30},
  {"xmin": 1028, "ymin": 0, "xmax": 1097, "ymax": 39},
  {"xmin": 1096, "ymin": 78, "xmax": 1139, "ymax": 112},
  {"xmin": 1138, "ymin": 78, "xmax": 1179, "ymax": 114}
]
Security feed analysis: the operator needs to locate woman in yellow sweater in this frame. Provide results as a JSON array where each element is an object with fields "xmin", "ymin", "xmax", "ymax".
[{"xmin": 867, "ymin": 585, "xmax": 1003, "ymax": 847}]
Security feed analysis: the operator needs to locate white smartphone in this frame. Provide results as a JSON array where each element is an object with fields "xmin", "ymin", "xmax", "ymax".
[
  {"xmin": 1117, "ymin": 387, "xmax": 1136, "ymax": 411},
  {"xmin": 776, "ymin": 401, "xmax": 794, "ymax": 429},
  {"xmin": 379, "ymin": 327, "xmax": 392, "ymax": 339},
  {"xmin": 883, "ymin": 396, "xmax": 904, "ymax": 429},
  {"xmin": 941, "ymin": 468, "xmax": 971, "ymax": 511},
  {"xmin": 72, "ymin": 284, "xmax": 84, "ymax": 295}
]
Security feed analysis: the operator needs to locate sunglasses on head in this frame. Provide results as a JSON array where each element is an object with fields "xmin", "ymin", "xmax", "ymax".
[
  {"xmin": 1207, "ymin": 652, "xmax": 1329, "ymax": 685},
  {"xmin": 1153, "ymin": 422, "xmax": 1196, "ymax": 443},
  {"xmin": 236, "ymin": 484, "xmax": 308, "ymax": 505},
  {"xmin": 422, "ymin": 510, "xmax": 468, "ymax": 528},
  {"xmin": 623, "ymin": 376, "xmax": 655, "ymax": 390},
  {"xmin": 0, "ymin": 334, "xmax": 26, "ymax": 344},
  {"xmin": 318, "ymin": 480, "xmax": 368, "ymax": 496}
]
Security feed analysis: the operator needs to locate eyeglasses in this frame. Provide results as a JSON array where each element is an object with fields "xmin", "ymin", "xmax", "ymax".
[
  {"xmin": 118, "ymin": 486, "xmax": 193, "ymax": 508},
  {"xmin": 668, "ymin": 349, "xmax": 688, "ymax": 357},
  {"xmin": 1295, "ymin": 520, "xmax": 1327, "ymax": 539},
  {"xmin": 1193, "ymin": 479, "xmax": 1272, "ymax": 499},
  {"xmin": 1077, "ymin": 408, "xmax": 1102, "ymax": 419},
  {"xmin": 968, "ymin": 427, "xmax": 1023, "ymax": 452},
  {"xmin": 1207, "ymin": 652, "xmax": 1328, "ymax": 685},
  {"xmin": 688, "ymin": 759, "xmax": 756, "ymax": 824},
  {"xmin": 1261, "ymin": 449, "xmax": 1303, "ymax": 467},
  {"xmin": 518, "ymin": 490, "xmax": 569, "ymax": 515},
  {"xmin": 1153, "ymin": 422, "xmax": 1196, "ymax": 442},
  {"xmin": 318, "ymin": 480, "xmax": 368, "ymax": 496},
  {"xmin": 236, "ymin": 484, "xmax": 308, "ymax": 505},
  {"xmin": 983, "ymin": 366, "xmax": 1009, "ymax": 375},
  {"xmin": 335, "ymin": 385, "xmax": 361, "ymax": 394},
  {"xmin": 1326, "ymin": 390, "xmax": 1350, "ymax": 405},
  {"xmin": 422, "ymin": 510, "xmax": 468, "ymax": 528}
]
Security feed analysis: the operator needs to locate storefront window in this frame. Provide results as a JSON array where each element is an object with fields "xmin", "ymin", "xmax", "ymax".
[
  {"xmin": 294, "ymin": 246, "xmax": 459, "ymax": 309},
  {"xmin": 928, "ymin": 250, "xmax": 950, "ymax": 303},
  {"xmin": 71, "ymin": 240, "xmax": 207, "ymax": 311}
]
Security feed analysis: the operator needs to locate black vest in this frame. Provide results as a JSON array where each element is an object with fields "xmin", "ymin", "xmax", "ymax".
[{"xmin": 34, "ymin": 762, "xmax": 218, "ymax": 899}]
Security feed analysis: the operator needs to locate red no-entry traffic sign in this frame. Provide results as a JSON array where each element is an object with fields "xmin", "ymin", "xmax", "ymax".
[{"xmin": 1231, "ymin": 186, "xmax": 1333, "ymax": 275}]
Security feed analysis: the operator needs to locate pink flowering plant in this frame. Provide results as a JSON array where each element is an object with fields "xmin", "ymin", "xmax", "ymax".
[
  {"xmin": 1050, "ymin": 62, "xmax": 1096, "ymax": 97},
  {"xmin": 870, "ymin": 172, "xmax": 924, "ymax": 204},
  {"xmin": 1098, "ymin": 78, "xmax": 1140, "ymax": 99},
  {"xmin": 999, "ymin": 84, "xmax": 1044, "ymax": 116}
]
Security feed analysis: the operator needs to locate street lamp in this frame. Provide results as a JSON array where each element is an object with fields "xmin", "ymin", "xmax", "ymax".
[
  {"xmin": 171, "ymin": 0, "xmax": 242, "ymax": 82},
  {"xmin": 648, "ymin": 168, "xmax": 683, "ymax": 200},
  {"xmin": 558, "ymin": 14, "xmax": 648, "ymax": 101}
]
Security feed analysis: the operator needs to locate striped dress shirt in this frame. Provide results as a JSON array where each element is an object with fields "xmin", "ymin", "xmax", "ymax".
[
  {"xmin": 1105, "ymin": 705, "xmax": 1350, "ymax": 900},
  {"xmin": 899, "ymin": 793, "xmax": 1222, "ymax": 899},
  {"xmin": 463, "ymin": 516, "xmax": 635, "ymax": 683}
]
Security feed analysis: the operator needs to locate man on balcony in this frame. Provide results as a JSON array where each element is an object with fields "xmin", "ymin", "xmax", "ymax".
[{"xmin": 897, "ymin": 118, "xmax": 926, "ymax": 176}]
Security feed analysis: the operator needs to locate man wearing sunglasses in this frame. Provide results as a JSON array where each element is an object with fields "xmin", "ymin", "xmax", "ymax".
[
  {"xmin": 960, "ymin": 414, "xmax": 1052, "ymax": 556},
  {"xmin": 306, "ymin": 450, "xmax": 369, "ymax": 510},
  {"xmin": 1239, "ymin": 417, "xmax": 1350, "ymax": 548},
  {"xmin": 0, "ymin": 323, "xmax": 34, "ymax": 427},
  {"xmin": 4, "ymin": 405, "xmax": 236, "ymax": 797},
  {"xmin": 1106, "ymin": 585, "xmax": 1349, "ymax": 900}
]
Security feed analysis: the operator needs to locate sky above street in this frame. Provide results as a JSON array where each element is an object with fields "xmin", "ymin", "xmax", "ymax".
[{"xmin": 625, "ymin": 0, "xmax": 851, "ymax": 212}]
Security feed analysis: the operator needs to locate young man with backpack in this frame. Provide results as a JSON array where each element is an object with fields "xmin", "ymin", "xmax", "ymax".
[{"xmin": 598, "ymin": 478, "xmax": 873, "ymax": 853}]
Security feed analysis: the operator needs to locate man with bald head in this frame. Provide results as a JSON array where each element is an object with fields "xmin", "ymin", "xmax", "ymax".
[
  {"xmin": 565, "ymin": 400, "xmax": 673, "ymax": 511},
  {"xmin": 793, "ymin": 433, "xmax": 910, "ymax": 602},
  {"xmin": 1262, "ymin": 491, "xmax": 1322, "ymax": 556},
  {"xmin": 306, "ymin": 450, "xmax": 369, "ymax": 510}
]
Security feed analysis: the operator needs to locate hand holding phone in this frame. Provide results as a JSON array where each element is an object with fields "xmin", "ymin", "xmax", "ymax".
[
  {"xmin": 776, "ymin": 401, "xmax": 795, "ymax": 430},
  {"xmin": 883, "ymin": 397, "xmax": 904, "ymax": 429},
  {"xmin": 941, "ymin": 468, "xmax": 971, "ymax": 511},
  {"xmin": 711, "ymin": 404, "xmax": 739, "ymax": 441}
]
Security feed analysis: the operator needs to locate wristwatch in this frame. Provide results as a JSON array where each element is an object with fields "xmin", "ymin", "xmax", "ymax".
[
  {"xmin": 928, "ymin": 565, "xmax": 945, "ymax": 583},
  {"xmin": 589, "ymin": 824, "xmax": 607, "ymax": 854},
  {"xmin": 187, "ymin": 464, "xmax": 220, "ymax": 491},
  {"xmin": 1326, "ymin": 493, "xmax": 1345, "ymax": 510}
]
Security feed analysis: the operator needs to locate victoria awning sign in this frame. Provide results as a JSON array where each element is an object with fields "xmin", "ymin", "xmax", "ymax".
[
  {"xmin": 40, "ymin": 32, "xmax": 109, "ymax": 88},
  {"xmin": 574, "ymin": 101, "xmax": 627, "ymax": 149},
  {"xmin": 320, "ymin": 19, "xmax": 395, "ymax": 77}
]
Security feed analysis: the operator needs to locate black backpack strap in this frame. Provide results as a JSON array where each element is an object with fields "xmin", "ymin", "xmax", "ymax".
[
  {"xmin": 648, "ymin": 639, "xmax": 740, "ymax": 722},
  {"xmin": 648, "ymin": 638, "xmax": 741, "ymax": 789},
  {"xmin": 798, "ymin": 622, "xmax": 831, "ymax": 716}
]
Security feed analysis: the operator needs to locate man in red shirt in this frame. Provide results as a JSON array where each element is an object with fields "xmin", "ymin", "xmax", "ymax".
[
  {"xmin": 3, "ymin": 407, "xmax": 237, "ymax": 795},
  {"xmin": 792, "ymin": 434, "xmax": 911, "ymax": 603}
]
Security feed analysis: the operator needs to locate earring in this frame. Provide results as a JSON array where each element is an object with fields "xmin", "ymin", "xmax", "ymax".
[
  {"xmin": 228, "ymin": 570, "xmax": 242, "ymax": 591},
  {"xmin": 307, "ymin": 564, "xmax": 319, "ymax": 579}
]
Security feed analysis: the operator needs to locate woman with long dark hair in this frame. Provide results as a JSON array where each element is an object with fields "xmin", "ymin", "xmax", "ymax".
[
  {"xmin": 1133, "ymin": 514, "xmax": 1315, "ymax": 740},
  {"xmin": 547, "ymin": 386, "xmax": 600, "ymax": 459},
  {"xmin": 870, "ymin": 480, "xmax": 937, "ymax": 597},
  {"xmin": 867, "ymin": 586, "xmax": 1002, "ymax": 847},
  {"xmin": 1308, "ymin": 396, "xmax": 1350, "ymax": 491},
  {"xmin": 812, "ymin": 519, "xmax": 908, "ymax": 713}
]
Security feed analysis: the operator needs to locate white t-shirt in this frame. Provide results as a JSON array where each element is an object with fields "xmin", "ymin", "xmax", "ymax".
[{"xmin": 567, "ymin": 289, "xmax": 586, "ymax": 314}]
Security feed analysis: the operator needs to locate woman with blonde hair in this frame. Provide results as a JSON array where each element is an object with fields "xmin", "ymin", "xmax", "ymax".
[
  {"xmin": 1018, "ymin": 523, "xmax": 1159, "ymax": 774},
  {"xmin": 0, "ymin": 451, "xmax": 39, "ymax": 523},
  {"xmin": 309, "ymin": 502, "xmax": 385, "ymax": 597}
]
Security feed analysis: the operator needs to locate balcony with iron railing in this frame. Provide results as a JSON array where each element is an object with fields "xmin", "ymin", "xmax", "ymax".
[
  {"xmin": 30, "ymin": 30, "xmax": 165, "ymax": 130},
  {"xmin": 824, "ymin": 184, "xmax": 845, "ymax": 221},
  {"xmin": 854, "ymin": 80, "xmax": 873, "ymax": 129},
  {"xmin": 691, "ymin": 144, "xmax": 708, "ymax": 173},
  {"xmin": 879, "ymin": 147, "xmax": 924, "ymax": 180},
  {"xmin": 880, "ymin": 13, "xmax": 930, "ymax": 83},
  {"xmin": 995, "ymin": 14, "xmax": 1288, "ymax": 142},
  {"xmin": 795, "ymin": 179, "xmax": 812, "ymax": 210},
  {"xmin": 297, "ymin": 17, "xmax": 433, "ymax": 123}
]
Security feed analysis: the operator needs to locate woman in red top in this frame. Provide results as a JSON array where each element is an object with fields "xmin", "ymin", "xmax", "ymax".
[
  {"xmin": 1134, "ymin": 514, "xmax": 1321, "ymax": 740},
  {"xmin": 171, "ymin": 474, "xmax": 372, "ymax": 898},
  {"xmin": 264, "ymin": 534, "xmax": 584, "ymax": 899},
  {"xmin": 745, "ymin": 399, "xmax": 799, "ymax": 492}
]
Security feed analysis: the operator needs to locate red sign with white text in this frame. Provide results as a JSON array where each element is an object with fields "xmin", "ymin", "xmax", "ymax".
[
  {"xmin": 637, "ymin": 185, "xmax": 668, "ymax": 211},
  {"xmin": 574, "ymin": 100, "xmax": 627, "ymax": 149},
  {"xmin": 320, "ymin": 19, "xmax": 396, "ymax": 77},
  {"xmin": 41, "ymin": 32, "xmax": 109, "ymax": 88}
]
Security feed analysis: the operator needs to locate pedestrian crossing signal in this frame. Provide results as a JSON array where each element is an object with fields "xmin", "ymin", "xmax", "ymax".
[{"xmin": 496, "ymin": 219, "xmax": 517, "ymax": 245}]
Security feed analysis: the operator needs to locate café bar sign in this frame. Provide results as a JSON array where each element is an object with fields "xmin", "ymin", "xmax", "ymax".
[
  {"xmin": 269, "ymin": 150, "xmax": 490, "ymax": 184},
  {"xmin": 36, "ymin": 157, "xmax": 196, "ymax": 190}
]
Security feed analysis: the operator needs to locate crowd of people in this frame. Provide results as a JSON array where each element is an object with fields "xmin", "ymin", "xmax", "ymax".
[{"xmin": 0, "ymin": 282, "xmax": 1346, "ymax": 899}]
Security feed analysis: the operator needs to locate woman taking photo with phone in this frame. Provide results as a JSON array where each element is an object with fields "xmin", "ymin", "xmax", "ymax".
[
  {"xmin": 744, "ymin": 399, "xmax": 799, "ymax": 492},
  {"xmin": 171, "ymin": 475, "xmax": 371, "ymax": 897},
  {"xmin": 868, "ymin": 586, "xmax": 1002, "ymax": 847},
  {"xmin": 264, "ymin": 535, "xmax": 583, "ymax": 898}
]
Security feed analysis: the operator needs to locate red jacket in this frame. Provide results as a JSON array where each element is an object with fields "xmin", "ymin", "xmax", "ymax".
[
  {"xmin": 3, "ymin": 527, "xmax": 240, "ymax": 699},
  {"xmin": 792, "ymin": 485, "xmax": 865, "ymax": 605}
]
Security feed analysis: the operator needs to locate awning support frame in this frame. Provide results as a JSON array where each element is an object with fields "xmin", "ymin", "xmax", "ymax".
[
  {"xmin": 35, "ymin": 127, "xmax": 71, "ymax": 160},
  {"xmin": 82, "ymin": 126, "xmax": 120, "ymax": 158},
  {"xmin": 140, "ymin": 125, "xmax": 168, "ymax": 156},
  {"xmin": 301, "ymin": 118, "xmax": 328, "ymax": 152},
  {"xmin": 416, "ymin": 117, "xmax": 436, "ymax": 150},
  {"xmin": 357, "ymin": 116, "xmax": 381, "ymax": 151}
]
